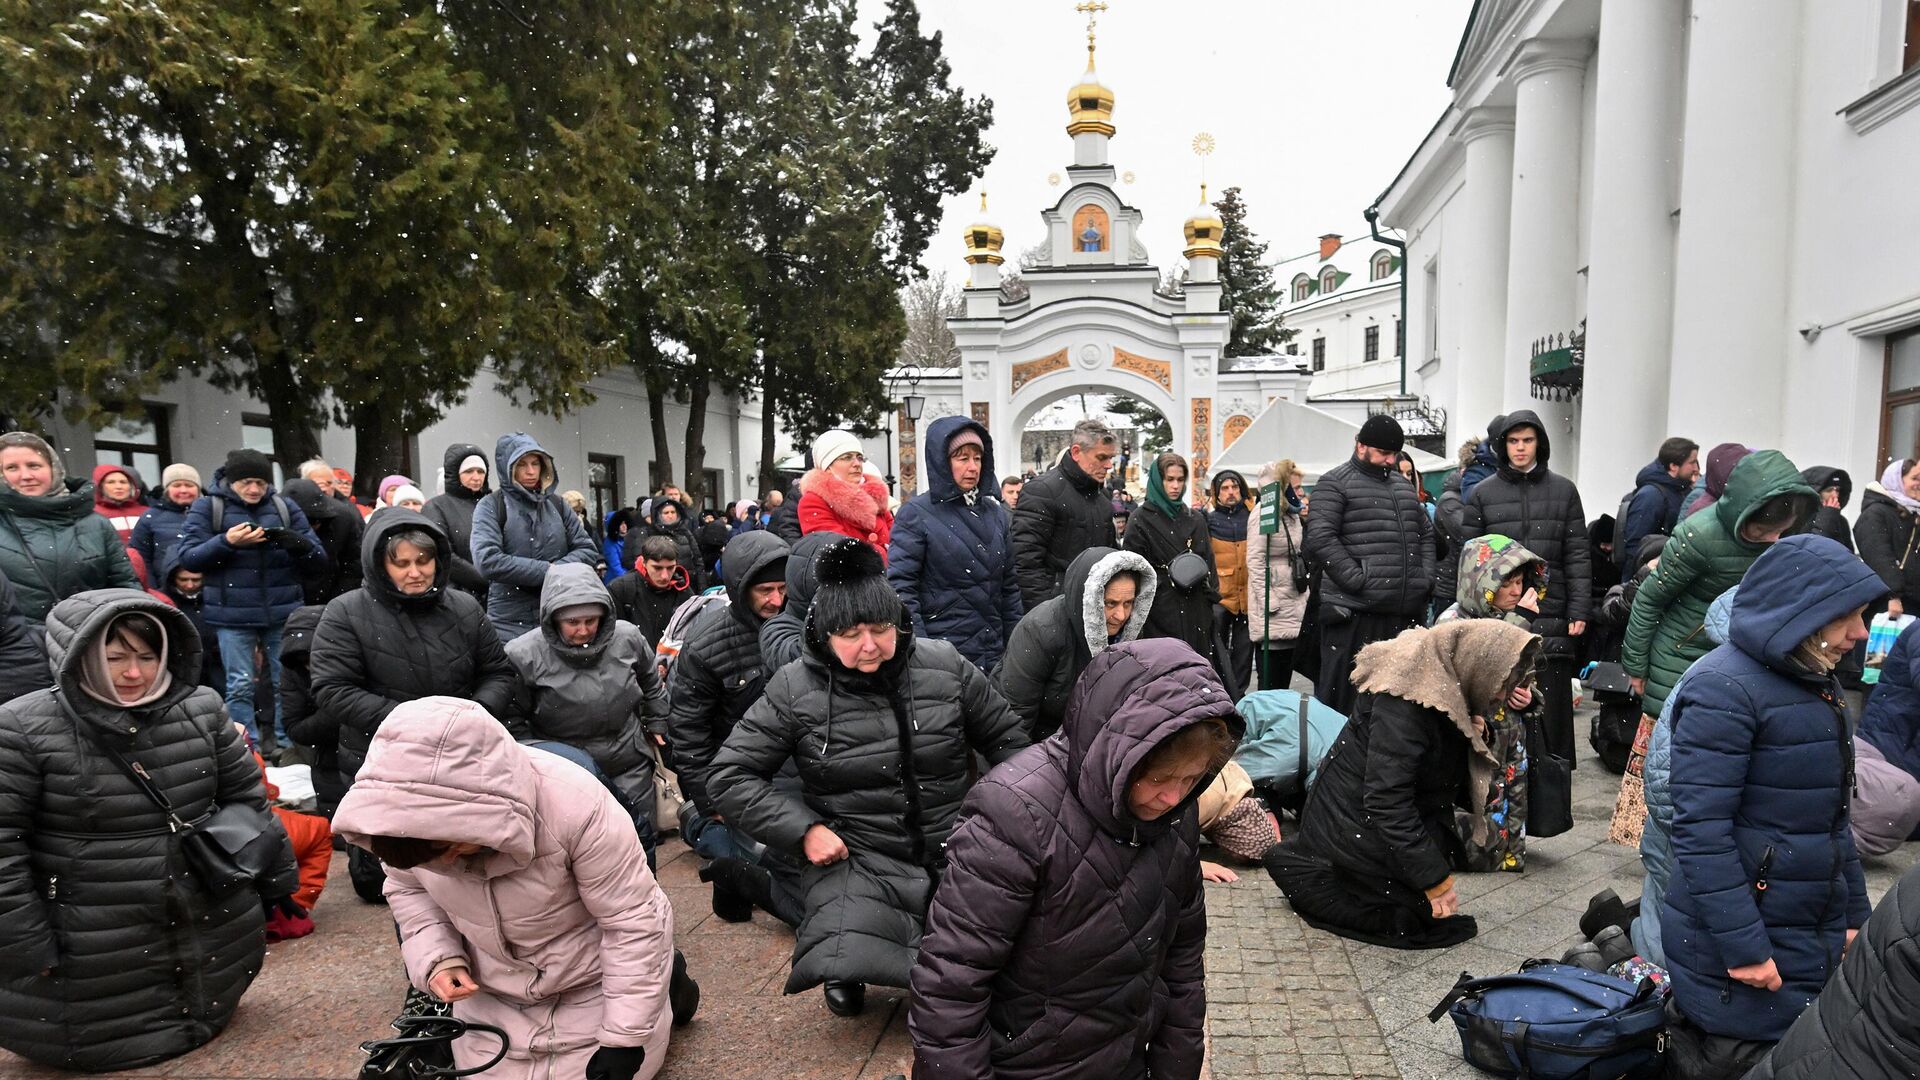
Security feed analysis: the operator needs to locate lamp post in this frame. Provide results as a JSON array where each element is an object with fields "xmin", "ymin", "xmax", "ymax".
[{"xmin": 883, "ymin": 374, "xmax": 928, "ymax": 496}]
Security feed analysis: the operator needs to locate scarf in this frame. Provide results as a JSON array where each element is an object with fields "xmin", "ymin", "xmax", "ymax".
[
  {"xmin": 1284, "ymin": 484, "xmax": 1302, "ymax": 511},
  {"xmin": 1145, "ymin": 457, "xmax": 1186, "ymax": 520},
  {"xmin": 79, "ymin": 615, "xmax": 175, "ymax": 709},
  {"xmin": 1881, "ymin": 461, "xmax": 1920, "ymax": 513}
]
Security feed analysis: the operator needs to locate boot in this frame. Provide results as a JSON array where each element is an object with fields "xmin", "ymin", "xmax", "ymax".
[
  {"xmin": 669, "ymin": 950, "xmax": 700, "ymax": 1026},
  {"xmin": 698, "ymin": 858, "xmax": 755, "ymax": 923},
  {"xmin": 1580, "ymin": 888, "xmax": 1634, "ymax": 942},
  {"xmin": 824, "ymin": 981, "xmax": 866, "ymax": 1017},
  {"xmin": 1594, "ymin": 926, "xmax": 1636, "ymax": 968}
]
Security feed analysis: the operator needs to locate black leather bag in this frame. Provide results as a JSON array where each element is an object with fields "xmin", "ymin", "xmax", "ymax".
[
  {"xmin": 1170, "ymin": 550, "xmax": 1211, "ymax": 592},
  {"xmin": 359, "ymin": 1012, "xmax": 509, "ymax": 1080},
  {"xmin": 101, "ymin": 745, "xmax": 282, "ymax": 896}
]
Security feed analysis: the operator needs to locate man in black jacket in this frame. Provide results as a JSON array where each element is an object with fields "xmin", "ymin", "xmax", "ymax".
[
  {"xmin": 1011, "ymin": 419, "xmax": 1120, "ymax": 611},
  {"xmin": 1459, "ymin": 410, "xmax": 1591, "ymax": 773},
  {"xmin": 1303, "ymin": 414, "xmax": 1433, "ymax": 713}
]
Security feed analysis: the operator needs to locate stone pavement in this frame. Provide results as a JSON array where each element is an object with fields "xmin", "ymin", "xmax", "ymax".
[{"xmin": 5, "ymin": 720, "xmax": 1916, "ymax": 1080}]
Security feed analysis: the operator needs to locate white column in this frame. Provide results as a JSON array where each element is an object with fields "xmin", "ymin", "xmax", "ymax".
[
  {"xmin": 1575, "ymin": 0, "xmax": 1686, "ymax": 508},
  {"xmin": 1500, "ymin": 40, "xmax": 1591, "ymax": 414},
  {"xmin": 1665, "ymin": 0, "xmax": 1802, "ymax": 449},
  {"xmin": 1447, "ymin": 107, "xmax": 1515, "ymax": 446}
]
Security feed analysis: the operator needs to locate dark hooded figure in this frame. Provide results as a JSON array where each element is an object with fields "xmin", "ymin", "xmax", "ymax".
[
  {"xmin": 469, "ymin": 433, "xmax": 600, "ymax": 643},
  {"xmin": 1682, "ymin": 441, "xmax": 1753, "ymax": 522},
  {"xmin": 1798, "ymin": 466, "xmax": 1853, "ymax": 551},
  {"xmin": 709, "ymin": 539, "xmax": 1027, "ymax": 1018},
  {"xmin": 282, "ymin": 477, "xmax": 363, "ymax": 605},
  {"xmin": 909, "ymin": 638, "xmax": 1241, "ymax": 1080},
  {"xmin": 887, "ymin": 416, "xmax": 1024, "ymax": 671},
  {"xmin": 996, "ymin": 546, "xmax": 1157, "ymax": 741},
  {"xmin": 646, "ymin": 497, "xmax": 706, "ymax": 590},
  {"xmin": 420, "ymin": 441, "xmax": 492, "ymax": 604},
  {"xmin": 760, "ymin": 531, "xmax": 843, "ymax": 672}
]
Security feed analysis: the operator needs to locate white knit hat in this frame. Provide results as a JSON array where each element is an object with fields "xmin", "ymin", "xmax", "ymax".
[
  {"xmin": 457, "ymin": 454, "xmax": 487, "ymax": 476},
  {"xmin": 810, "ymin": 429, "xmax": 863, "ymax": 470},
  {"xmin": 390, "ymin": 484, "xmax": 427, "ymax": 506}
]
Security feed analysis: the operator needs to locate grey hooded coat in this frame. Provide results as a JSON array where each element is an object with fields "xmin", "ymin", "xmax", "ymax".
[{"xmin": 469, "ymin": 433, "xmax": 600, "ymax": 642}]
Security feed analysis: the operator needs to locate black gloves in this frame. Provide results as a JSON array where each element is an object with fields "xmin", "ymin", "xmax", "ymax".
[
  {"xmin": 275, "ymin": 528, "xmax": 316, "ymax": 556},
  {"xmin": 584, "ymin": 1044, "xmax": 647, "ymax": 1080}
]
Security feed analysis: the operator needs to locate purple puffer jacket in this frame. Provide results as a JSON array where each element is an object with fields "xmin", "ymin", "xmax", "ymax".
[
  {"xmin": 908, "ymin": 639, "xmax": 1244, "ymax": 1080},
  {"xmin": 333, "ymin": 697, "xmax": 674, "ymax": 1080}
]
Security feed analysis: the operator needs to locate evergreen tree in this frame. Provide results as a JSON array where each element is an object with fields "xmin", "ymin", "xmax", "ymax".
[{"xmin": 1214, "ymin": 186, "xmax": 1293, "ymax": 357}]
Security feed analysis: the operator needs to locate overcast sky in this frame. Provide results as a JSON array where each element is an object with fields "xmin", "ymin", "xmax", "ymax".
[{"xmin": 857, "ymin": 0, "xmax": 1474, "ymax": 277}]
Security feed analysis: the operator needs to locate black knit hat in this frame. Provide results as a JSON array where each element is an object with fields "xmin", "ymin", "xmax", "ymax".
[
  {"xmin": 224, "ymin": 448, "xmax": 274, "ymax": 485},
  {"xmin": 1357, "ymin": 414, "xmax": 1405, "ymax": 454},
  {"xmin": 808, "ymin": 538, "xmax": 901, "ymax": 638}
]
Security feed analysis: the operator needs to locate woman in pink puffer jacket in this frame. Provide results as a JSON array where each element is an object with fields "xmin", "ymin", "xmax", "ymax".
[{"xmin": 333, "ymin": 696, "xmax": 682, "ymax": 1080}]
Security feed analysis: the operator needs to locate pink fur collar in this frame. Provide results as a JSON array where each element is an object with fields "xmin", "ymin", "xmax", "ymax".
[{"xmin": 802, "ymin": 468, "xmax": 887, "ymax": 530}]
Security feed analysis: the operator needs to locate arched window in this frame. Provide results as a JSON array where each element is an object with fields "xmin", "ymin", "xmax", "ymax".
[
  {"xmin": 1292, "ymin": 274, "xmax": 1312, "ymax": 303},
  {"xmin": 1371, "ymin": 250, "xmax": 1395, "ymax": 281},
  {"xmin": 1320, "ymin": 266, "xmax": 1339, "ymax": 294}
]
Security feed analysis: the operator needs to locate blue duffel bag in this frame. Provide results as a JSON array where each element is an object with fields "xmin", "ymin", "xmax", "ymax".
[{"xmin": 1428, "ymin": 961, "xmax": 1666, "ymax": 1079}]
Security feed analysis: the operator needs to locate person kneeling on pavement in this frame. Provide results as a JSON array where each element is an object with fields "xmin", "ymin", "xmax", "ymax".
[
  {"xmin": 909, "ymin": 638, "xmax": 1238, "ymax": 1080},
  {"xmin": 708, "ymin": 539, "xmax": 1029, "ymax": 1018},
  {"xmin": 334, "ymin": 698, "xmax": 697, "ymax": 1080},
  {"xmin": 507, "ymin": 563, "xmax": 671, "ymax": 868},
  {"xmin": 1265, "ymin": 619, "xmax": 1540, "ymax": 949}
]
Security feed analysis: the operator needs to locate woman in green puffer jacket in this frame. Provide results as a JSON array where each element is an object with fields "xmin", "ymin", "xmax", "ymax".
[{"xmin": 0, "ymin": 432, "xmax": 140, "ymax": 626}]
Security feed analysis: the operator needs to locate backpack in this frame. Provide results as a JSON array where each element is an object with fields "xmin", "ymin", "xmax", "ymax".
[
  {"xmin": 654, "ymin": 586, "xmax": 730, "ymax": 677},
  {"xmin": 1429, "ymin": 961, "xmax": 1667, "ymax": 1080}
]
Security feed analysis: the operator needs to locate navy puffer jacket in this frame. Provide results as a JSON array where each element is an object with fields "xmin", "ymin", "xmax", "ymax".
[
  {"xmin": 887, "ymin": 416, "xmax": 1023, "ymax": 670},
  {"xmin": 1662, "ymin": 535, "xmax": 1886, "ymax": 1041},
  {"xmin": 1857, "ymin": 620, "xmax": 1920, "ymax": 780},
  {"xmin": 174, "ymin": 469, "xmax": 328, "ymax": 629}
]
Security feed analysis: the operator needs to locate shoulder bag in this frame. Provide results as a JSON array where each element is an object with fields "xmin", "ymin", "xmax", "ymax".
[{"xmin": 100, "ymin": 743, "xmax": 283, "ymax": 896}]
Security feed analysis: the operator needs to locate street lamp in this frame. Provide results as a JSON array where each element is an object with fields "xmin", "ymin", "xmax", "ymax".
[{"xmin": 904, "ymin": 392, "xmax": 926, "ymax": 424}]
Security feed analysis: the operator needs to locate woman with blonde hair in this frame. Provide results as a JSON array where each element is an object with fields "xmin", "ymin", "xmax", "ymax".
[{"xmin": 1246, "ymin": 459, "xmax": 1310, "ymax": 690}]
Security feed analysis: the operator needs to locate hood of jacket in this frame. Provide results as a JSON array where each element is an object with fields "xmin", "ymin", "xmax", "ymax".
[
  {"xmin": 1799, "ymin": 465, "xmax": 1852, "ymax": 510},
  {"xmin": 783, "ymin": 531, "xmax": 843, "ymax": 612},
  {"xmin": 282, "ymin": 477, "xmax": 341, "ymax": 524},
  {"xmin": 923, "ymin": 415, "xmax": 998, "ymax": 504},
  {"xmin": 1355, "ymin": 619, "xmax": 1540, "ymax": 734},
  {"xmin": 1061, "ymin": 638, "xmax": 1244, "ymax": 843},
  {"xmin": 1634, "ymin": 459, "xmax": 1687, "ymax": 496},
  {"xmin": 1701, "ymin": 442, "xmax": 1752, "ymax": 501},
  {"xmin": 1630, "ymin": 533, "xmax": 1669, "ymax": 576},
  {"xmin": 439, "ymin": 442, "xmax": 490, "ymax": 501},
  {"xmin": 360, "ymin": 507, "xmax": 452, "ymax": 609},
  {"xmin": 43, "ymin": 589, "xmax": 205, "ymax": 738},
  {"xmin": 1729, "ymin": 535, "xmax": 1886, "ymax": 675},
  {"xmin": 89, "ymin": 463, "xmax": 144, "ymax": 509},
  {"xmin": 1715, "ymin": 449, "xmax": 1819, "ymax": 545},
  {"xmin": 721, "ymin": 529, "xmax": 791, "ymax": 623},
  {"xmin": 1453, "ymin": 534, "xmax": 1547, "ymax": 618},
  {"xmin": 536, "ymin": 562, "xmax": 616, "ymax": 664},
  {"xmin": 493, "ymin": 432, "xmax": 557, "ymax": 502},
  {"xmin": 1493, "ymin": 409, "xmax": 1552, "ymax": 472},
  {"xmin": 332, "ymin": 696, "xmax": 540, "ymax": 875},
  {"xmin": 280, "ymin": 604, "xmax": 325, "ymax": 664},
  {"xmin": 647, "ymin": 498, "xmax": 690, "ymax": 532},
  {"xmin": 1208, "ymin": 470, "xmax": 1251, "ymax": 541},
  {"xmin": 1064, "ymin": 546, "xmax": 1158, "ymax": 660}
]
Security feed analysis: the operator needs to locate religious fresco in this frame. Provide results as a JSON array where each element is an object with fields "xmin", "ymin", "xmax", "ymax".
[
  {"xmin": 970, "ymin": 401, "xmax": 990, "ymax": 426},
  {"xmin": 1072, "ymin": 204, "xmax": 1109, "ymax": 252},
  {"xmin": 1010, "ymin": 348, "xmax": 1069, "ymax": 393},
  {"xmin": 1222, "ymin": 413, "xmax": 1252, "ymax": 449},
  {"xmin": 897, "ymin": 408, "xmax": 918, "ymax": 494},
  {"xmin": 1112, "ymin": 348, "xmax": 1173, "ymax": 390},
  {"xmin": 1191, "ymin": 397, "xmax": 1213, "ymax": 478}
]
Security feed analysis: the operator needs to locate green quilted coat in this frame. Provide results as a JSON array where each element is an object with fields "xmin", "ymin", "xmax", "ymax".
[{"xmin": 1621, "ymin": 450, "xmax": 1817, "ymax": 717}]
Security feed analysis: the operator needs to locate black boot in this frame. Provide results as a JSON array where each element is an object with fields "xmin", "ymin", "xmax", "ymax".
[
  {"xmin": 698, "ymin": 859, "xmax": 755, "ymax": 923},
  {"xmin": 823, "ymin": 981, "xmax": 866, "ymax": 1017},
  {"xmin": 1580, "ymin": 888, "xmax": 1633, "ymax": 942},
  {"xmin": 669, "ymin": 950, "xmax": 700, "ymax": 1026}
]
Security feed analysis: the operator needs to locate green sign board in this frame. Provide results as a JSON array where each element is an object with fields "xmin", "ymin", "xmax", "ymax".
[{"xmin": 1258, "ymin": 481, "xmax": 1284, "ymax": 535}]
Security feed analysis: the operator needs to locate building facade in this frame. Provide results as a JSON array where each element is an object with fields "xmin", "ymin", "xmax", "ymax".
[
  {"xmin": 1375, "ymin": 0, "xmax": 1920, "ymax": 509},
  {"xmin": 1272, "ymin": 232, "xmax": 1404, "ymax": 402}
]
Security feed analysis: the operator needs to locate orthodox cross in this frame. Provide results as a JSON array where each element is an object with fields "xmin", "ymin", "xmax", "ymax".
[{"xmin": 1076, "ymin": 1, "xmax": 1108, "ymax": 64}]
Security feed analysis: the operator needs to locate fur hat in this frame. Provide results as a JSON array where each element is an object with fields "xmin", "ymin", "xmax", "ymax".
[{"xmin": 808, "ymin": 539, "xmax": 901, "ymax": 640}]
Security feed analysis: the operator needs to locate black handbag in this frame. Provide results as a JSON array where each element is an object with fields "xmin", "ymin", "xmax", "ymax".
[
  {"xmin": 359, "ymin": 1013, "xmax": 509, "ymax": 1079},
  {"xmin": 1169, "ymin": 537, "xmax": 1211, "ymax": 592},
  {"xmin": 101, "ymin": 745, "xmax": 282, "ymax": 896},
  {"xmin": 1280, "ymin": 517, "xmax": 1311, "ymax": 593}
]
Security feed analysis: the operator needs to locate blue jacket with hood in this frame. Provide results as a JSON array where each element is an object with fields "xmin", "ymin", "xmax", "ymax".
[
  {"xmin": 1619, "ymin": 460, "xmax": 1689, "ymax": 567},
  {"xmin": 469, "ymin": 433, "xmax": 600, "ymax": 642},
  {"xmin": 175, "ymin": 468, "xmax": 328, "ymax": 629},
  {"xmin": 1662, "ymin": 535, "xmax": 1885, "ymax": 1041},
  {"xmin": 1858, "ymin": 621, "xmax": 1920, "ymax": 780},
  {"xmin": 886, "ymin": 416, "xmax": 1024, "ymax": 670}
]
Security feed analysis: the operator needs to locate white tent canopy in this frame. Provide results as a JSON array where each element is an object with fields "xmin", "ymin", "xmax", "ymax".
[{"xmin": 1213, "ymin": 396, "xmax": 1451, "ymax": 486}]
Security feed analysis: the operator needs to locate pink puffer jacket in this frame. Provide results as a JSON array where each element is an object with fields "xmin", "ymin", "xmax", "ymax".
[{"xmin": 333, "ymin": 697, "xmax": 672, "ymax": 1080}]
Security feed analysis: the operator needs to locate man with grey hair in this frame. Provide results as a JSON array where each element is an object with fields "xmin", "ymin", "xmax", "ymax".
[
  {"xmin": 295, "ymin": 458, "xmax": 336, "ymax": 497},
  {"xmin": 1011, "ymin": 419, "xmax": 1121, "ymax": 610}
]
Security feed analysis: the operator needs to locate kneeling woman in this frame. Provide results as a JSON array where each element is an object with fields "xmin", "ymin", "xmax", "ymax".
[
  {"xmin": 909, "ymin": 639, "xmax": 1242, "ymax": 1080},
  {"xmin": 333, "ymin": 697, "xmax": 685, "ymax": 1080},
  {"xmin": 709, "ymin": 539, "xmax": 1028, "ymax": 1017},
  {"xmin": 1266, "ymin": 619, "xmax": 1539, "ymax": 949}
]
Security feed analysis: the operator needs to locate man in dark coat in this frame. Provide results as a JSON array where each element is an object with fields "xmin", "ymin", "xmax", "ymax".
[
  {"xmin": 1459, "ymin": 410, "xmax": 1591, "ymax": 770},
  {"xmin": 1011, "ymin": 420, "xmax": 1120, "ymax": 611},
  {"xmin": 420, "ymin": 441, "xmax": 491, "ymax": 604},
  {"xmin": 0, "ymin": 568, "xmax": 50, "ymax": 705},
  {"xmin": 1616, "ymin": 436, "xmax": 1699, "ymax": 568},
  {"xmin": 607, "ymin": 534, "xmax": 694, "ymax": 649},
  {"xmin": 282, "ymin": 477, "xmax": 363, "ymax": 605},
  {"xmin": 769, "ymin": 478, "xmax": 806, "ymax": 543},
  {"xmin": 909, "ymin": 639, "xmax": 1236, "ymax": 1079},
  {"xmin": 1302, "ymin": 415, "xmax": 1434, "ymax": 713},
  {"xmin": 887, "ymin": 416, "xmax": 1023, "ymax": 671},
  {"xmin": 760, "ymin": 531, "xmax": 840, "ymax": 671}
]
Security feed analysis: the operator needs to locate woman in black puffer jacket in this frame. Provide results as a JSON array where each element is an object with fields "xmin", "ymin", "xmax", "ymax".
[
  {"xmin": 708, "ymin": 539, "xmax": 1027, "ymax": 1019},
  {"xmin": 420, "ymin": 442, "xmax": 492, "ymax": 605},
  {"xmin": 0, "ymin": 590, "xmax": 295, "ymax": 1070},
  {"xmin": 1124, "ymin": 452, "xmax": 1220, "ymax": 673},
  {"xmin": 909, "ymin": 638, "xmax": 1242, "ymax": 1080},
  {"xmin": 1856, "ymin": 458, "xmax": 1920, "ymax": 616}
]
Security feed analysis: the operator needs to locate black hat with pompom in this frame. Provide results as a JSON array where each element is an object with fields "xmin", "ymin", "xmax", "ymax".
[{"xmin": 807, "ymin": 538, "xmax": 903, "ymax": 641}]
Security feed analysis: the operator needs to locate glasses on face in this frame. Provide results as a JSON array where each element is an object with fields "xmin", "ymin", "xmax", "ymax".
[{"xmin": 830, "ymin": 622, "xmax": 896, "ymax": 644}]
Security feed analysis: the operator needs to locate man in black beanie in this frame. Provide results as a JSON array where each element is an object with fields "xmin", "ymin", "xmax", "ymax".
[{"xmin": 1302, "ymin": 414, "xmax": 1434, "ymax": 712}]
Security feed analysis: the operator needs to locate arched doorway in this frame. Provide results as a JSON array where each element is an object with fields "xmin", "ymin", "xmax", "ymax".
[{"xmin": 1015, "ymin": 387, "xmax": 1172, "ymax": 494}]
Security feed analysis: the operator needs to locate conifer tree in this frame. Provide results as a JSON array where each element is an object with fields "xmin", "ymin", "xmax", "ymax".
[{"xmin": 1214, "ymin": 186, "xmax": 1293, "ymax": 357}]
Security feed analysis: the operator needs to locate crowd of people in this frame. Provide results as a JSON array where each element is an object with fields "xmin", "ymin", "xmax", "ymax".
[{"xmin": 3, "ymin": 409, "xmax": 1920, "ymax": 1080}]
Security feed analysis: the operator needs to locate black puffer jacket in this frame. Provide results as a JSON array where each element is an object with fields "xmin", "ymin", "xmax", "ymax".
[
  {"xmin": 1748, "ymin": 860, "xmax": 1920, "ymax": 1079},
  {"xmin": 283, "ymin": 478, "xmax": 363, "ymax": 605},
  {"xmin": 309, "ymin": 509, "xmax": 519, "ymax": 784},
  {"xmin": 1011, "ymin": 453, "xmax": 1118, "ymax": 612},
  {"xmin": 665, "ymin": 529, "xmax": 790, "ymax": 816},
  {"xmin": 759, "ymin": 531, "xmax": 839, "ymax": 672},
  {"xmin": 278, "ymin": 605, "xmax": 344, "ymax": 815},
  {"xmin": 1855, "ymin": 487, "xmax": 1920, "ymax": 608},
  {"xmin": 421, "ymin": 441, "xmax": 491, "ymax": 602},
  {"xmin": 769, "ymin": 479, "xmax": 805, "ymax": 544},
  {"xmin": 909, "ymin": 639, "xmax": 1240, "ymax": 1080},
  {"xmin": 0, "ymin": 567, "xmax": 50, "ymax": 704},
  {"xmin": 0, "ymin": 590, "xmax": 296, "ymax": 1071},
  {"xmin": 647, "ymin": 499, "xmax": 706, "ymax": 589},
  {"xmin": 997, "ymin": 547, "xmax": 1157, "ymax": 740},
  {"xmin": 1459, "ymin": 411, "xmax": 1592, "ymax": 650},
  {"xmin": 709, "ymin": 618, "xmax": 1027, "ymax": 993},
  {"xmin": 1304, "ymin": 454, "xmax": 1434, "ymax": 617}
]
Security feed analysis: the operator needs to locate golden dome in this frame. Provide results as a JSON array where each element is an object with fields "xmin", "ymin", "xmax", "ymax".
[
  {"xmin": 1183, "ymin": 185, "xmax": 1224, "ymax": 259},
  {"xmin": 1066, "ymin": 65, "xmax": 1116, "ymax": 138},
  {"xmin": 962, "ymin": 193, "xmax": 1005, "ymax": 266}
]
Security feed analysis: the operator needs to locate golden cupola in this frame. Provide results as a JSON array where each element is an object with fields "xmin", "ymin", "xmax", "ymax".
[
  {"xmin": 1183, "ymin": 185, "xmax": 1225, "ymax": 260},
  {"xmin": 1066, "ymin": 66, "xmax": 1116, "ymax": 138},
  {"xmin": 962, "ymin": 193, "xmax": 1005, "ymax": 266}
]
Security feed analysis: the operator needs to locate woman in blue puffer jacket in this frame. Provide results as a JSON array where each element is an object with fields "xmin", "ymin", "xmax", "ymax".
[{"xmin": 1663, "ymin": 535, "xmax": 1885, "ymax": 1050}]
